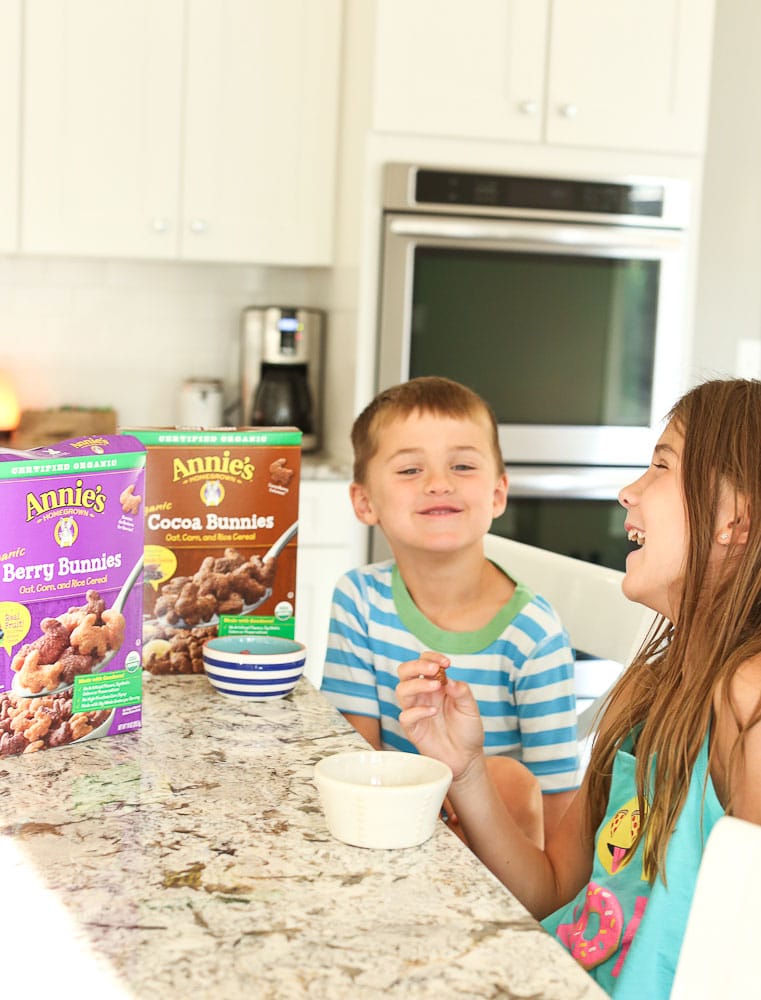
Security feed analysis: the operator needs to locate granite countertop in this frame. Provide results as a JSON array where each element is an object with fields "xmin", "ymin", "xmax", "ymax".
[{"xmin": 0, "ymin": 674, "xmax": 605, "ymax": 1000}]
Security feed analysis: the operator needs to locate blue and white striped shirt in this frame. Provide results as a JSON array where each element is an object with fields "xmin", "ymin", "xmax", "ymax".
[{"xmin": 321, "ymin": 559, "xmax": 579, "ymax": 794}]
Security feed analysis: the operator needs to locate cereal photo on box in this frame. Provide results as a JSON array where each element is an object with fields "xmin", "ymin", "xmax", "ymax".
[
  {"xmin": 122, "ymin": 427, "xmax": 302, "ymax": 675},
  {"xmin": 0, "ymin": 435, "xmax": 146, "ymax": 756}
]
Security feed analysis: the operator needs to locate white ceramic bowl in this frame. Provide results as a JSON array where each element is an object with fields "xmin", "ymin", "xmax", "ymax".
[
  {"xmin": 314, "ymin": 750, "xmax": 452, "ymax": 849},
  {"xmin": 202, "ymin": 635, "xmax": 306, "ymax": 700}
]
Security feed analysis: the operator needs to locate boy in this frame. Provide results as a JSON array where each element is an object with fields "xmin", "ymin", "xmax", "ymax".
[{"xmin": 320, "ymin": 376, "xmax": 579, "ymax": 843}]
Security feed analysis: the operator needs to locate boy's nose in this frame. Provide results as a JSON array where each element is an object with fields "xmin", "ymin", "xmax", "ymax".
[{"xmin": 423, "ymin": 470, "xmax": 453, "ymax": 494}]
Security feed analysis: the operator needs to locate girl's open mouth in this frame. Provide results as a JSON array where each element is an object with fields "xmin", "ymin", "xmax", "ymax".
[{"xmin": 627, "ymin": 527, "xmax": 645, "ymax": 546}]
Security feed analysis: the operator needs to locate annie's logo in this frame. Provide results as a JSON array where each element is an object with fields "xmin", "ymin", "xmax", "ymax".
[
  {"xmin": 172, "ymin": 451, "xmax": 254, "ymax": 483},
  {"xmin": 26, "ymin": 479, "xmax": 107, "ymax": 521},
  {"xmin": 70, "ymin": 437, "xmax": 109, "ymax": 452}
]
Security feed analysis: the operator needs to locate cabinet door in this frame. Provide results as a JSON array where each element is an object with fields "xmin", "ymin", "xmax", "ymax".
[
  {"xmin": 181, "ymin": 0, "xmax": 341, "ymax": 266},
  {"xmin": 0, "ymin": 0, "xmax": 20, "ymax": 253},
  {"xmin": 21, "ymin": 0, "xmax": 183, "ymax": 258},
  {"xmin": 546, "ymin": 0, "xmax": 716, "ymax": 153},
  {"xmin": 372, "ymin": 0, "xmax": 548, "ymax": 143}
]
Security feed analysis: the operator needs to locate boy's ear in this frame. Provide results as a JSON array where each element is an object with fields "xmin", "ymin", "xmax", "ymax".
[
  {"xmin": 492, "ymin": 471, "xmax": 509, "ymax": 518},
  {"xmin": 350, "ymin": 481, "xmax": 380, "ymax": 526}
]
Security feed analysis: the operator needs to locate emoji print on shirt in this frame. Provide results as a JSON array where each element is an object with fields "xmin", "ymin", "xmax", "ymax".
[{"xmin": 596, "ymin": 797, "xmax": 645, "ymax": 877}]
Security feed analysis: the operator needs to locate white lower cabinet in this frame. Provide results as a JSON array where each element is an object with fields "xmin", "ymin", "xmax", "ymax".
[{"xmin": 295, "ymin": 480, "xmax": 366, "ymax": 688}]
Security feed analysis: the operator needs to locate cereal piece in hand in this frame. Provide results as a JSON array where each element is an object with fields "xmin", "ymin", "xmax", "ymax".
[{"xmin": 436, "ymin": 664, "xmax": 448, "ymax": 686}]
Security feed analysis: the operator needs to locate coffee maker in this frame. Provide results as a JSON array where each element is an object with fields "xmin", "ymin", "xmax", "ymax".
[{"xmin": 240, "ymin": 306, "xmax": 324, "ymax": 452}]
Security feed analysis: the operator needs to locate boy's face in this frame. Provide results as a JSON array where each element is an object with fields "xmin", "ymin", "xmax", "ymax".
[{"xmin": 350, "ymin": 409, "xmax": 508, "ymax": 557}]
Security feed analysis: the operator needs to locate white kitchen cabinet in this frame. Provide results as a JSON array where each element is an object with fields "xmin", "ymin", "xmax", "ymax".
[
  {"xmin": 181, "ymin": 1, "xmax": 340, "ymax": 265},
  {"xmin": 295, "ymin": 479, "xmax": 366, "ymax": 688},
  {"xmin": 20, "ymin": 0, "xmax": 341, "ymax": 265},
  {"xmin": 373, "ymin": 0, "xmax": 548, "ymax": 144},
  {"xmin": 372, "ymin": 0, "xmax": 715, "ymax": 155},
  {"xmin": 0, "ymin": 0, "xmax": 21, "ymax": 253},
  {"xmin": 545, "ymin": 1, "xmax": 715, "ymax": 154},
  {"xmin": 22, "ymin": 0, "xmax": 184, "ymax": 259}
]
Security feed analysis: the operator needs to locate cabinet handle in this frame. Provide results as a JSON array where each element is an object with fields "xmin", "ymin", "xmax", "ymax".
[
  {"xmin": 518, "ymin": 100, "xmax": 538, "ymax": 116},
  {"xmin": 559, "ymin": 103, "xmax": 579, "ymax": 119},
  {"xmin": 189, "ymin": 218, "xmax": 209, "ymax": 235},
  {"xmin": 151, "ymin": 217, "xmax": 170, "ymax": 234}
]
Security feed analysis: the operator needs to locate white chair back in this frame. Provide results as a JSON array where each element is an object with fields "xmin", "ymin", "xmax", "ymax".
[
  {"xmin": 670, "ymin": 816, "xmax": 761, "ymax": 998},
  {"xmin": 483, "ymin": 534, "xmax": 653, "ymax": 739}
]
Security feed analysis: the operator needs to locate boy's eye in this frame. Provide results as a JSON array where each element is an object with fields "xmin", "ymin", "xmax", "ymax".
[
  {"xmin": 397, "ymin": 466, "xmax": 421, "ymax": 476},
  {"xmin": 452, "ymin": 463, "xmax": 476, "ymax": 472}
]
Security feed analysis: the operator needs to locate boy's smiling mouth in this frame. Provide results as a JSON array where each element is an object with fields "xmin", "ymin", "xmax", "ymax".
[{"xmin": 419, "ymin": 504, "xmax": 463, "ymax": 516}]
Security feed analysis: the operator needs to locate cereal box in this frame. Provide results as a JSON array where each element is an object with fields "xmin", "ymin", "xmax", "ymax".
[
  {"xmin": 122, "ymin": 427, "xmax": 301, "ymax": 675},
  {"xmin": 0, "ymin": 435, "xmax": 146, "ymax": 757}
]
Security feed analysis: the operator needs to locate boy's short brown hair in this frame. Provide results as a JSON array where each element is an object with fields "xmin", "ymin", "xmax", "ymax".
[{"xmin": 351, "ymin": 376, "xmax": 504, "ymax": 483}]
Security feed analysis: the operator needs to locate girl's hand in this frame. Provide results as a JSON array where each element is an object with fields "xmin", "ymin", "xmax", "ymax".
[{"xmin": 396, "ymin": 652, "xmax": 485, "ymax": 779}]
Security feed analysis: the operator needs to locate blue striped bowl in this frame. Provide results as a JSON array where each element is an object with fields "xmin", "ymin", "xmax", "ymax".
[{"xmin": 202, "ymin": 635, "xmax": 306, "ymax": 701}]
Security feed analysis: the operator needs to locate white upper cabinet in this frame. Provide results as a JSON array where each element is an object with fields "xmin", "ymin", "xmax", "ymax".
[
  {"xmin": 0, "ymin": 0, "xmax": 21, "ymax": 253},
  {"xmin": 22, "ymin": 0, "xmax": 183, "ymax": 259},
  {"xmin": 182, "ymin": 1, "xmax": 341, "ymax": 265},
  {"xmin": 20, "ymin": 0, "xmax": 341, "ymax": 265},
  {"xmin": 373, "ymin": 0, "xmax": 549, "ymax": 144},
  {"xmin": 372, "ymin": 0, "xmax": 715, "ymax": 155},
  {"xmin": 545, "ymin": 0, "xmax": 715, "ymax": 154}
]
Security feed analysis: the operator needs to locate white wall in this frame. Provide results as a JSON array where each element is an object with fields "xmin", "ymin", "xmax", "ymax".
[
  {"xmin": 0, "ymin": 255, "xmax": 331, "ymax": 430},
  {"xmin": 692, "ymin": 0, "xmax": 761, "ymax": 383}
]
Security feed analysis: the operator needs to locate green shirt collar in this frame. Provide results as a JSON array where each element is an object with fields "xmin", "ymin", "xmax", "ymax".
[{"xmin": 391, "ymin": 562, "xmax": 533, "ymax": 654}]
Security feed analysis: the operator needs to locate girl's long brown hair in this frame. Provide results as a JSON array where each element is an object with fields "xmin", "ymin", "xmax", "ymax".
[{"xmin": 583, "ymin": 378, "xmax": 761, "ymax": 882}]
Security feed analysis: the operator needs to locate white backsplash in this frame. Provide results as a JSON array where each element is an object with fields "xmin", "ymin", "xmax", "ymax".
[{"xmin": 0, "ymin": 255, "xmax": 333, "ymax": 430}]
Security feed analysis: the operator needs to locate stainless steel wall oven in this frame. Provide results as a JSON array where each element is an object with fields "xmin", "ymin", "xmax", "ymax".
[{"xmin": 376, "ymin": 163, "xmax": 692, "ymax": 569}]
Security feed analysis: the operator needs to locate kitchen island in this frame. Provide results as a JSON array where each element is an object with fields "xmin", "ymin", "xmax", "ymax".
[{"xmin": 0, "ymin": 674, "xmax": 605, "ymax": 999}]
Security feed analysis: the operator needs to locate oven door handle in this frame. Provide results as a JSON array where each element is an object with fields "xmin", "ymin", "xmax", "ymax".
[
  {"xmin": 387, "ymin": 215, "xmax": 685, "ymax": 252},
  {"xmin": 505, "ymin": 466, "xmax": 645, "ymax": 500}
]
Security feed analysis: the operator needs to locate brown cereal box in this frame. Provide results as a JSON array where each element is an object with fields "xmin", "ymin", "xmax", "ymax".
[
  {"xmin": 0, "ymin": 435, "xmax": 146, "ymax": 757},
  {"xmin": 122, "ymin": 427, "xmax": 302, "ymax": 675}
]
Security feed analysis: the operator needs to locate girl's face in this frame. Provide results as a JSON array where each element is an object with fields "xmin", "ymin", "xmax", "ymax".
[
  {"xmin": 619, "ymin": 421, "xmax": 747, "ymax": 620},
  {"xmin": 619, "ymin": 422, "xmax": 689, "ymax": 619}
]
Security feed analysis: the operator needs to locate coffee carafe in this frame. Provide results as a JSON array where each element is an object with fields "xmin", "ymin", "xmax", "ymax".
[{"xmin": 240, "ymin": 306, "xmax": 324, "ymax": 452}]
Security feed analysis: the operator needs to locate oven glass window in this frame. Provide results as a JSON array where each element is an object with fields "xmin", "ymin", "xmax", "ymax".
[
  {"xmin": 491, "ymin": 498, "xmax": 629, "ymax": 571},
  {"xmin": 409, "ymin": 248, "xmax": 660, "ymax": 427}
]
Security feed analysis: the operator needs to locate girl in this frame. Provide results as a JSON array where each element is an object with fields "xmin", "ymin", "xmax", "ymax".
[{"xmin": 396, "ymin": 378, "xmax": 761, "ymax": 998}]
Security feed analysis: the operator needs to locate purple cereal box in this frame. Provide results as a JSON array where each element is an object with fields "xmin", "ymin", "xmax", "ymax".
[{"xmin": 0, "ymin": 435, "xmax": 146, "ymax": 756}]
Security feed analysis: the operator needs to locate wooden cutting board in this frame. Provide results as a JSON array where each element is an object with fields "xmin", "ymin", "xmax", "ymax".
[{"xmin": 10, "ymin": 407, "xmax": 117, "ymax": 449}]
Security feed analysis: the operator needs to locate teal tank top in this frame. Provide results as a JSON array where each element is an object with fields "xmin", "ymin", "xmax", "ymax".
[{"xmin": 542, "ymin": 729, "xmax": 724, "ymax": 997}]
